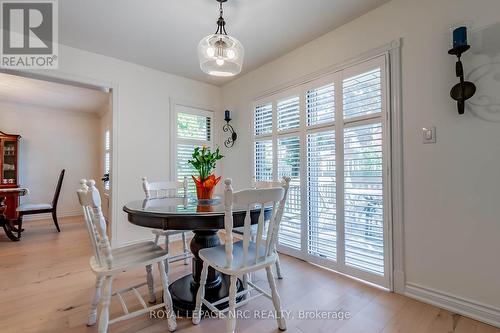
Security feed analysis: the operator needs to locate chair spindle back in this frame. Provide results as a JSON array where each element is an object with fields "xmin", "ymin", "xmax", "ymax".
[
  {"xmin": 77, "ymin": 179, "xmax": 113, "ymax": 269},
  {"xmin": 142, "ymin": 176, "xmax": 188, "ymax": 199},
  {"xmin": 224, "ymin": 177, "xmax": 290, "ymax": 269}
]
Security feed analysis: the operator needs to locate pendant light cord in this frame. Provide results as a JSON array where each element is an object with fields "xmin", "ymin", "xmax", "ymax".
[{"xmin": 215, "ymin": 0, "xmax": 228, "ymax": 35}]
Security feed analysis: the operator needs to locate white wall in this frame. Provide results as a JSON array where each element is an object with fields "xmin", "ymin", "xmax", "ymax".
[
  {"xmin": 0, "ymin": 103, "xmax": 100, "ymax": 217},
  {"xmin": 221, "ymin": 0, "xmax": 500, "ymax": 319},
  {"xmin": 41, "ymin": 44, "xmax": 222, "ymax": 247}
]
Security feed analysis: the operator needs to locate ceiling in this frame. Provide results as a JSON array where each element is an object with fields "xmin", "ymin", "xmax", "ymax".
[
  {"xmin": 60, "ymin": 0, "xmax": 389, "ymax": 86},
  {"xmin": 0, "ymin": 73, "xmax": 109, "ymax": 114}
]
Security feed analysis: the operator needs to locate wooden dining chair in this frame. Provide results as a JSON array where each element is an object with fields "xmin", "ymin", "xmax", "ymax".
[
  {"xmin": 192, "ymin": 178, "xmax": 288, "ymax": 333},
  {"xmin": 77, "ymin": 179, "xmax": 177, "ymax": 333},
  {"xmin": 142, "ymin": 177, "xmax": 192, "ymax": 301},
  {"xmin": 232, "ymin": 177, "xmax": 290, "ymax": 279},
  {"xmin": 16, "ymin": 169, "xmax": 65, "ymax": 237}
]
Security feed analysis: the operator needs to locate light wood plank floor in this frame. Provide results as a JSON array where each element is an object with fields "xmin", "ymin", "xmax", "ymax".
[{"xmin": 0, "ymin": 216, "xmax": 498, "ymax": 333}]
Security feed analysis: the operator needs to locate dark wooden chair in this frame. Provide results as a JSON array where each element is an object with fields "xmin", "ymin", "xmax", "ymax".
[{"xmin": 17, "ymin": 169, "xmax": 65, "ymax": 237}]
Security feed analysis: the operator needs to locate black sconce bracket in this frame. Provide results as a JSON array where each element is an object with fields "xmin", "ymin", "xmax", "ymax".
[
  {"xmin": 223, "ymin": 110, "xmax": 237, "ymax": 148},
  {"xmin": 448, "ymin": 45, "xmax": 476, "ymax": 114}
]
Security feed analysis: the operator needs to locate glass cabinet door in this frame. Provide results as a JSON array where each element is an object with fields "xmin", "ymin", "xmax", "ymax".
[{"xmin": 2, "ymin": 141, "xmax": 17, "ymax": 185}]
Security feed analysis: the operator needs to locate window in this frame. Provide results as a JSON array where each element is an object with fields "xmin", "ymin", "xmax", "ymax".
[
  {"xmin": 253, "ymin": 56, "xmax": 389, "ymax": 287},
  {"xmin": 104, "ymin": 129, "xmax": 110, "ymax": 191},
  {"xmin": 173, "ymin": 105, "xmax": 213, "ymax": 193}
]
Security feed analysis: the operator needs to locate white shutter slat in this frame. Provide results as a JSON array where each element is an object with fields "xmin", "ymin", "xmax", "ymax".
[
  {"xmin": 176, "ymin": 143, "xmax": 198, "ymax": 193},
  {"xmin": 254, "ymin": 140, "xmax": 273, "ymax": 181},
  {"xmin": 278, "ymin": 136, "xmax": 301, "ymax": 250},
  {"xmin": 255, "ymin": 103, "xmax": 273, "ymax": 136},
  {"xmin": 343, "ymin": 122, "xmax": 384, "ymax": 276},
  {"xmin": 307, "ymin": 83, "xmax": 335, "ymax": 126},
  {"xmin": 277, "ymin": 96, "xmax": 300, "ymax": 131},
  {"xmin": 307, "ymin": 130, "xmax": 336, "ymax": 261},
  {"xmin": 343, "ymin": 68, "xmax": 382, "ymax": 120}
]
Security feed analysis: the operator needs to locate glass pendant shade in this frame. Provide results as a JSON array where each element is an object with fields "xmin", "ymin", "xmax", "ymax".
[{"xmin": 198, "ymin": 33, "xmax": 244, "ymax": 77}]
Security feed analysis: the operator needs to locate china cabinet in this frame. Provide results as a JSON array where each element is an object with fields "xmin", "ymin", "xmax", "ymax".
[{"xmin": 0, "ymin": 131, "xmax": 21, "ymax": 219}]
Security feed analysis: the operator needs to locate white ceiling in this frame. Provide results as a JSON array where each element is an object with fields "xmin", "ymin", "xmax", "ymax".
[
  {"xmin": 60, "ymin": 0, "xmax": 389, "ymax": 86},
  {"xmin": 0, "ymin": 73, "xmax": 109, "ymax": 114}
]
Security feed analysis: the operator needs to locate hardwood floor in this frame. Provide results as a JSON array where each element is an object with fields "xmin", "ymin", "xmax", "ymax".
[{"xmin": 0, "ymin": 216, "xmax": 498, "ymax": 333}]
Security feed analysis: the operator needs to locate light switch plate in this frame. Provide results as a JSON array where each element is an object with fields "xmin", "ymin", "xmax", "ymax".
[{"xmin": 422, "ymin": 127, "xmax": 436, "ymax": 144}]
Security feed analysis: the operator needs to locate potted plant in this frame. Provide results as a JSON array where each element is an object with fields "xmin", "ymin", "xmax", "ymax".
[{"xmin": 188, "ymin": 146, "xmax": 224, "ymax": 200}]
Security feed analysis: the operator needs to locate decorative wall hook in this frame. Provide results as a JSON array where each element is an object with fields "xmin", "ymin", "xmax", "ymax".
[
  {"xmin": 223, "ymin": 110, "xmax": 237, "ymax": 148},
  {"xmin": 448, "ymin": 26, "xmax": 476, "ymax": 115}
]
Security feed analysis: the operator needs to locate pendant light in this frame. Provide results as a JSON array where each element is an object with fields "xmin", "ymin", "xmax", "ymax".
[{"xmin": 198, "ymin": 0, "xmax": 244, "ymax": 77}]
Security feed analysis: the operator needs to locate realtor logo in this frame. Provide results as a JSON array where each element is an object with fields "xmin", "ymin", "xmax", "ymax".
[{"xmin": 0, "ymin": 0, "xmax": 58, "ymax": 69}]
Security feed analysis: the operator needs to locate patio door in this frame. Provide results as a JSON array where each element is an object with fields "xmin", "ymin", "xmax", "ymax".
[{"xmin": 253, "ymin": 55, "xmax": 391, "ymax": 288}]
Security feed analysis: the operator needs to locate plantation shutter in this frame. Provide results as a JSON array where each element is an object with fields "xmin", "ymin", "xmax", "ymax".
[
  {"xmin": 307, "ymin": 130, "xmax": 337, "ymax": 260},
  {"xmin": 277, "ymin": 96, "xmax": 300, "ymax": 131},
  {"xmin": 277, "ymin": 136, "xmax": 301, "ymax": 250},
  {"xmin": 252, "ymin": 55, "xmax": 388, "ymax": 287},
  {"xmin": 254, "ymin": 103, "xmax": 273, "ymax": 136},
  {"xmin": 307, "ymin": 83, "xmax": 335, "ymax": 126},
  {"xmin": 343, "ymin": 122, "xmax": 384, "ymax": 275},
  {"xmin": 254, "ymin": 140, "xmax": 273, "ymax": 181},
  {"xmin": 343, "ymin": 68, "xmax": 382, "ymax": 119},
  {"xmin": 175, "ymin": 106, "xmax": 213, "ymax": 194}
]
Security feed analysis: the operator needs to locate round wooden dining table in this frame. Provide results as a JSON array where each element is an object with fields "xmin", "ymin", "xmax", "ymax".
[{"xmin": 123, "ymin": 196, "xmax": 271, "ymax": 316}]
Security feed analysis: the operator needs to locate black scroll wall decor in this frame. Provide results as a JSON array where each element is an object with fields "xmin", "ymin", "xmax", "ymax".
[
  {"xmin": 223, "ymin": 110, "xmax": 237, "ymax": 148},
  {"xmin": 448, "ymin": 26, "xmax": 476, "ymax": 114}
]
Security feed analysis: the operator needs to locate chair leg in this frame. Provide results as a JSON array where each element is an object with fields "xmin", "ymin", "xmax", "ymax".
[
  {"xmin": 192, "ymin": 261, "xmax": 208, "ymax": 325},
  {"xmin": 51, "ymin": 210, "xmax": 60, "ymax": 232},
  {"xmin": 154, "ymin": 234, "xmax": 160, "ymax": 245},
  {"xmin": 226, "ymin": 275, "xmax": 237, "ymax": 333},
  {"xmin": 266, "ymin": 266, "xmax": 286, "ymax": 331},
  {"xmin": 275, "ymin": 254, "xmax": 283, "ymax": 279},
  {"xmin": 182, "ymin": 232, "xmax": 189, "ymax": 265},
  {"xmin": 17, "ymin": 216, "xmax": 23, "ymax": 239},
  {"xmin": 98, "ymin": 276, "xmax": 113, "ymax": 333},
  {"xmin": 158, "ymin": 260, "xmax": 177, "ymax": 332},
  {"xmin": 146, "ymin": 264, "xmax": 156, "ymax": 304},
  {"xmin": 87, "ymin": 275, "xmax": 104, "ymax": 326},
  {"xmin": 164, "ymin": 234, "xmax": 170, "ymax": 274}
]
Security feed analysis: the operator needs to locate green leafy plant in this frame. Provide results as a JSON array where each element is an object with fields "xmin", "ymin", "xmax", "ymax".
[{"xmin": 188, "ymin": 146, "xmax": 224, "ymax": 181}]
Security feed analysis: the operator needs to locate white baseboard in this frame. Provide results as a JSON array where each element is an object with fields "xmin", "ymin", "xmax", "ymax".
[
  {"xmin": 21, "ymin": 210, "xmax": 82, "ymax": 221},
  {"xmin": 405, "ymin": 283, "xmax": 500, "ymax": 328}
]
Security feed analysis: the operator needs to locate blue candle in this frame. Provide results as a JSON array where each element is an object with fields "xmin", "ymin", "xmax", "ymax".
[{"xmin": 453, "ymin": 26, "xmax": 468, "ymax": 48}]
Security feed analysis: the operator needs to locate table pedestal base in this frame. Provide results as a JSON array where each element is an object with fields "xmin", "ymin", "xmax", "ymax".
[
  {"xmin": 169, "ymin": 273, "xmax": 243, "ymax": 317},
  {"xmin": 170, "ymin": 229, "xmax": 244, "ymax": 317}
]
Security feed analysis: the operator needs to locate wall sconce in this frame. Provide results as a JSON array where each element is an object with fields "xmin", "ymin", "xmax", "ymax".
[
  {"xmin": 223, "ymin": 110, "xmax": 237, "ymax": 148},
  {"xmin": 448, "ymin": 26, "xmax": 476, "ymax": 115}
]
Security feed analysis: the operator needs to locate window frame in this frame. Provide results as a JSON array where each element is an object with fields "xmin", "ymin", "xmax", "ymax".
[{"xmin": 252, "ymin": 55, "xmax": 392, "ymax": 288}]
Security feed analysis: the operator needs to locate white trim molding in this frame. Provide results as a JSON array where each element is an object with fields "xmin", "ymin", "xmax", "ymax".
[{"xmin": 405, "ymin": 283, "xmax": 500, "ymax": 328}]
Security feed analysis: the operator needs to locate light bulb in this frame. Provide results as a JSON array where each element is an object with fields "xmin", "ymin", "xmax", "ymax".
[
  {"xmin": 206, "ymin": 47, "xmax": 215, "ymax": 57},
  {"xmin": 216, "ymin": 58, "xmax": 225, "ymax": 66},
  {"xmin": 226, "ymin": 49, "xmax": 236, "ymax": 59}
]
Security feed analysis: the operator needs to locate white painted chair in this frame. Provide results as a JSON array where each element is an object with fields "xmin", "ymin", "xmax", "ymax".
[
  {"xmin": 232, "ymin": 177, "xmax": 290, "ymax": 279},
  {"xmin": 77, "ymin": 180, "xmax": 176, "ymax": 333},
  {"xmin": 192, "ymin": 178, "xmax": 289, "ymax": 333},
  {"xmin": 142, "ymin": 176, "xmax": 191, "ymax": 263}
]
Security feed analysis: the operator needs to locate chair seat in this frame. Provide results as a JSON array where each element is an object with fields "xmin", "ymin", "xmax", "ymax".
[
  {"xmin": 17, "ymin": 203, "xmax": 52, "ymax": 212},
  {"xmin": 90, "ymin": 241, "xmax": 169, "ymax": 274},
  {"xmin": 199, "ymin": 240, "xmax": 276, "ymax": 275}
]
